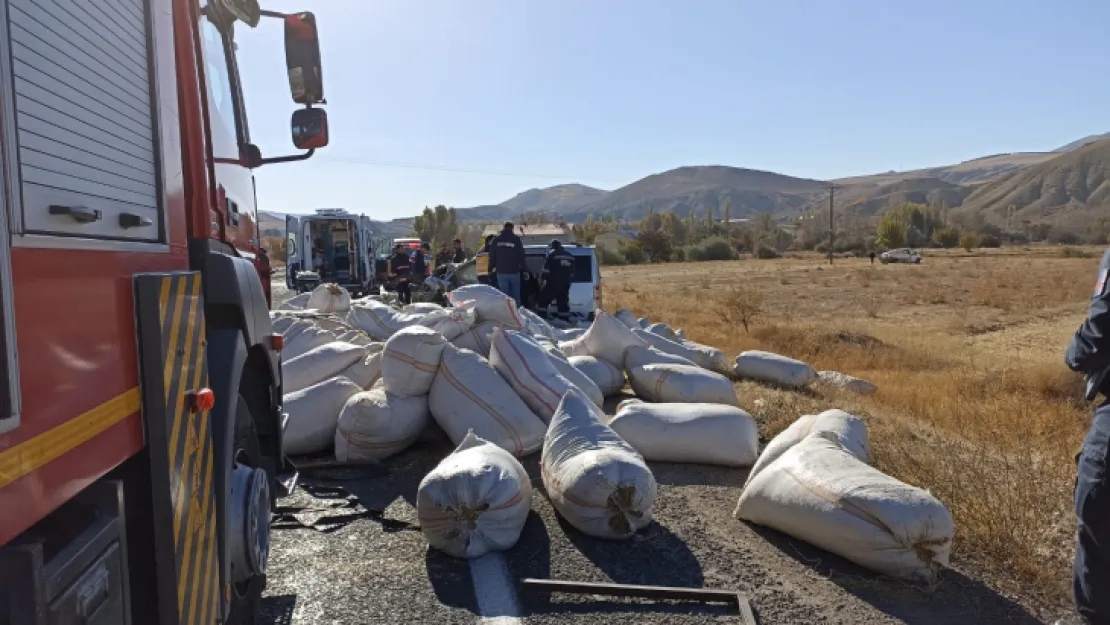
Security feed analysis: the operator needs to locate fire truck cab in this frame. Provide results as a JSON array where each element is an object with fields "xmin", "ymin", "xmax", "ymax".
[{"xmin": 0, "ymin": 0, "xmax": 328, "ymax": 623}]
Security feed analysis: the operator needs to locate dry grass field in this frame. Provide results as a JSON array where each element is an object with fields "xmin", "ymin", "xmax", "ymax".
[{"xmin": 603, "ymin": 246, "xmax": 1101, "ymax": 613}]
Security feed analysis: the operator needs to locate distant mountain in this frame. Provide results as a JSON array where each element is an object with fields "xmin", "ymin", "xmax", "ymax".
[
  {"xmin": 561, "ymin": 166, "xmax": 827, "ymax": 222},
  {"xmin": 499, "ymin": 184, "xmax": 607, "ymax": 215},
  {"xmin": 444, "ymin": 130, "xmax": 1110, "ymax": 228},
  {"xmin": 834, "ymin": 152, "xmax": 1058, "ymax": 187},
  {"xmin": 957, "ymin": 138, "xmax": 1110, "ymax": 227},
  {"xmin": 1054, "ymin": 132, "xmax": 1110, "ymax": 153},
  {"xmin": 829, "ymin": 177, "xmax": 972, "ymax": 216}
]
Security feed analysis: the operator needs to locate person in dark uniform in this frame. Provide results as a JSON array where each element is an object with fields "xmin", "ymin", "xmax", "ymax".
[
  {"xmin": 1062, "ymin": 249, "xmax": 1110, "ymax": 625},
  {"xmin": 536, "ymin": 239, "xmax": 575, "ymax": 321},
  {"xmin": 435, "ymin": 242, "xmax": 454, "ymax": 268},
  {"xmin": 452, "ymin": 238, "xmax": 467, "ymax": 263},
  {"xmin": 476, "ymin": 234, "xmax": 496, "ymax": 286},
  {"xmin": 387, "ymin": 243, "xmax": 413, "ymax": 305},
  {"xmin": 489, "ymin": 222, "xmax": 526, "ymax": 306},
  {"xmin": 869, "ymin": 251, "xmax": 876, "ymax": 264},
  {"xmin": 411, "ymin": 242, "xmax": 430, "ymax": 288}
]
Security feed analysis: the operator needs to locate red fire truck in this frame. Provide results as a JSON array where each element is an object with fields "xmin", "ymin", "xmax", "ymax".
[{"xmin": 0, "ymin": 0, "xmax": 327, "ymax": 623}]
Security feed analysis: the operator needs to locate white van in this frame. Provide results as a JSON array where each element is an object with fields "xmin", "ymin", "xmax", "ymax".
[
  {"xmin": 522, "ymin": 244, "xmax": 601, "ymax": 320},
  {"xmin": 286, "ymin": 209, "xmax": 377, "ymax": 296}
]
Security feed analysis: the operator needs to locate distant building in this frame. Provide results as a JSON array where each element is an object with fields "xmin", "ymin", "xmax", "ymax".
[{"xmin": 481, "ymin": 223, "xmax": 576, "ymax": 246}]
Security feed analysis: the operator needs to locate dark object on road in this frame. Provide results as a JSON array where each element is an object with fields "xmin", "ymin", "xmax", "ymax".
[{"xmin": 520, "ymin": 578, "xmax": 758, "ymax": 625}]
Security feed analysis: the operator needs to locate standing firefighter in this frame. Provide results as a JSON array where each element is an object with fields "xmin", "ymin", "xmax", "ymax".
[
  {"xmin": 490, "ymin": 222, "xmax": 526, "ymax": 306},
  {"xmin": 1063, "ymin": 249, "xmax": 1110, "ymax": 625},
  {"xmin": 388, "ymin": 243, "xmax": 413, "ymax": 305},
  {"xmin": 537, "ymin": 240, "xmax": 575, "ymax": 321}
]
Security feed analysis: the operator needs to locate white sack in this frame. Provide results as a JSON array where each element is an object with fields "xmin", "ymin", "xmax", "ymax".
[
  {"xmin": 282, "ymin": 321, "xmax": 340, "ymax": 361},
  {"xmin": 417, "ymin": 431, "xmax": 533, "ymax": 558},
  {"xmin": 518, "ymin": 307, "xmax": 557, "ymax": 340},
  {"xmin": 627, "ymin": 364, "xmax": 739, "ymax": 407},
  {"xmin": 447, "ymin": 285, "xmax": 524, "ymax": 328},
  {"xmin": 613, "ymin": 309, "xmax": 640, "ymax": 329},
  {"xmin": 345, "ymin": 300, "xmax": 427, "ymax": 340},
  {"xmin": 312, "ymin": 315, "xmax": 356, "ymax": 336},
  {"xmin": 678, "ymin": 340, "xmax": 733, "ymax": 376},
  {"xmin": 429, "ymin": 344, "xmax": 546, "ymax": 457},
  {"xmin": 335, "ymin": 389, "xmax": 430, "ymax": 462},
  {"xmin": 381, "ymin": 326, "xmax": 448, "ymax": 397},
  {"xmin": 623, "ymin": 345, "xmax": 697, "ymax": 370},
  {"xmin": 489, "ymin": 329, "xmax": 604, "ymax": 423},
  {"xmin": 746, "ymin": 409, "xmax": 872, "ymax": 484},
  {"xmin": 646, "ymin": 322, "xmax": 679, "ymax": 342},
  {"xmin": 542, "ymin": 391, "xmax": 657, "ymax": 539},
  {"xmin": 282, "ymin": 342, "xmax": 368, "ymax": 394},
  {"xmin": 546, "ymin": 353, "xmax": 605, "ymax": 408},
  {"xmin": 734, "ymin": 350, "xmax": 818, "ymax": 388},
  {"xmin": 609, "ymin": 403, "xmax": 759, "ymax": 467},
  {"xmin": 335, "ymin": 329, "xmax": 376, "ymax": 347},
  {"xmin": 539, "ymin": 341, "xmax": 568, "ymax": 361},
  {"xmin": 735, "ymin": 432, "xmax": 953, "ymax": 583},
  {"xmin": 568, "ymin": 356, "xmax": 626, "ymax": 397},
  {"xmin": 282, "ymin": 376, "xmax": 362, "ymax": 456},
  {"xmin": 818, "ymin": 370, "xmax": 878, "ymax": 396},
  {"xmin": 552, "ymin": 327, "xmax": 586, "ymax": 342},
  {"xmin": 279, "ymin": 291, "xmax": 312, "ymax": 311},
  {"xmin": 632, "ymin": 329, "xmax": 714, "ymax": 370},
  {"xmin": 449, "ymin": 320, "xmax": 504, "ymax": 358},
  {"xmin": 403, "ymin": 302, "xmax": 445, "ymax": 314},
  {"xmin": 416, "ymin": 301, "xmax": 477, "ymax": 342},
  {"xmin": 558, "ymin": 311, "xmax": 647, "ymax": 368},
  {"xmin": 271, "ymin": 316, "xmax": 297, "ymax": 335},
  {"xmin": 306, "ymin": 283, "xmax": 352, "ymax": 313},
  {"xmin": 340, "ymin": 349, "xmax": 384, "ymax": 389}
]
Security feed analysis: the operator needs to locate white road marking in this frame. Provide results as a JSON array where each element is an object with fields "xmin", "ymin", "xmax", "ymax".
[{"xmin": 469, "ymin": 552, "xmax": 523, "ymax": 624}]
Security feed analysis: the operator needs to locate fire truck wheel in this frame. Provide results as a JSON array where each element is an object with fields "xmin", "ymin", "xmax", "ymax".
[{"xmin": 226, "ymin": 394, "xmax": 270, "ymax": 625}]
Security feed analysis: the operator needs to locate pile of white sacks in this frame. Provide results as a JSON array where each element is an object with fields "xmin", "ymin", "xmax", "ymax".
[{"xmin": 275, "ymin": 283, "xmax": 950, "ymax": 582}]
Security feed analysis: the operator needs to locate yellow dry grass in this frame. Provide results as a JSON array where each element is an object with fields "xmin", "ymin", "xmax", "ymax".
[{"xmin": 604, "ymin": 247, "xmax": 1100, "ymax": 610}]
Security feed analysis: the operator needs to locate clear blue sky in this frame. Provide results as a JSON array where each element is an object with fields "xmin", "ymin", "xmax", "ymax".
[{"xmin": 237, "ymin": 0, "xmax": 1110, "ymax": 220}]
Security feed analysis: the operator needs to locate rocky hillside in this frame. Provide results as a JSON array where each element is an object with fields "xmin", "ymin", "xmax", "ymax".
[
  {"xmin": 446, "ymin": 131, "xmax": 1110, "ymax": 226},
  {"xmin": 957, "ymin": 138, "xmax": 1110, "ymax": 227}
]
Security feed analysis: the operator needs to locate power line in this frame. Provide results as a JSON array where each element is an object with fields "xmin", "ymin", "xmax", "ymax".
[{"xmin": 316, "ymin": 155, "xmax": 581, "ymax": 180}]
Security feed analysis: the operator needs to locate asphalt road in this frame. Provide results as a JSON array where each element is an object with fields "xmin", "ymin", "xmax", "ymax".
[{"xmin": 261, "ymin": 429, "xmax": 1047, "ymax": 625}]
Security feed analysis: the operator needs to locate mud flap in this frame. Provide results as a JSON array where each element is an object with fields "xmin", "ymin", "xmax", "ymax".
[{"xmin": 133, "ymin": 272, "xmax": 223, "ymax": 625}]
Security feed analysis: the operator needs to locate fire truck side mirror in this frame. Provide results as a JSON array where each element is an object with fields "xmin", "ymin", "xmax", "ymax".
[
  {"xmin": 210, "ymin": 0, "xmax": 261, "ymax": 27},
  {"xmin": 291, "ymin": 108, "xmax": 329, "ymax": 150},
  {"xmin": 284, "ymin": 12, "xmax": 324, "ymax": 105}
]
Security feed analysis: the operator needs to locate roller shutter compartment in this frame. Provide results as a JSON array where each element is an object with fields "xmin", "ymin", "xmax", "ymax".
[{"xmin": 8, "ymin": 0, "xmax": 163, "ymax": 242}]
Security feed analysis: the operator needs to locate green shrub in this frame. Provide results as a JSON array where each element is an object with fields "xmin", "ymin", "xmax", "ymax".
[
  {"xmin": 686, "ymin": 237, "xmax": 738, "ymax": 261},
  {"xmin": 596, "ymin": 245, "xmax": 626, "ymax": 266},
  {"xmin": 754, "ymin": 244, "xmax": 780, "ymax": 259},
  {"xmin": 619, "ymin": 239, "xmax": 645, "ymax": 264}
]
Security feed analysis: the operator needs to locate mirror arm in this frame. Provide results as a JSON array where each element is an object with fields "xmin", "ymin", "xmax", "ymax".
[
  {"xmin": 255, "ymin": 149, "xmax": 316, "ymax": 168},
  {"xmin": 258, "ymin": 9, "xmax": 288, "ymax": 19}
]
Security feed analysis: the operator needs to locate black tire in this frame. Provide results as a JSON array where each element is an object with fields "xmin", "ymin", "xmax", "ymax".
[{"xmin": 225, "ymin": 394, "xmax": 271, "ymax": 625}]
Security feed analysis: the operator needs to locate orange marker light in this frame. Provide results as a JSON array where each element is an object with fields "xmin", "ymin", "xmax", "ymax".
[
  {"xmin": 190, "ymin": 388, "xmax": 216, "ymax": 413},
  {"xmin": 271, "ymin": 334, "xmax": 284, "ymax": 351}
]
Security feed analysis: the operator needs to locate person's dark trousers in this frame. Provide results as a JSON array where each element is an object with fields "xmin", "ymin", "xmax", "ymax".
[
  {"xmin": 537, "ymin": 281, "xmax": 570, "ymax": 319},
  {"xmin": 396, "ymin": 279, "xmax": 411, "ymax": 305},
  {"xmin": 1075, "ymin": 404, "xmax": 1110, "ymax": 624}
]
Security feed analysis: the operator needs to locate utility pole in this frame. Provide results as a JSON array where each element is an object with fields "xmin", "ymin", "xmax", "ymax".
[{"xmin": 826, "ymin": 184, "xmax": 837, "ymax": 265}]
